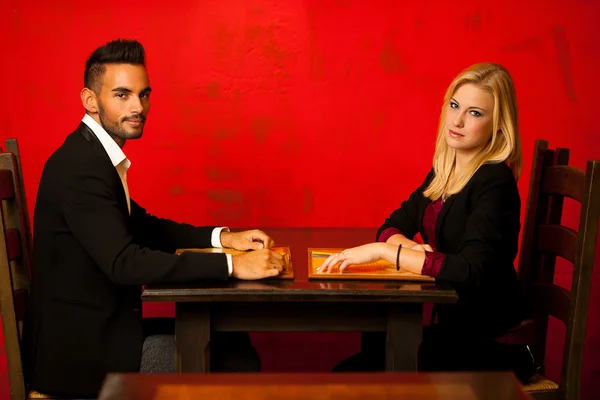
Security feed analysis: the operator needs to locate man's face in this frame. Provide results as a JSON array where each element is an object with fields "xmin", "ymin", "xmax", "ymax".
[{"xmin": 95, "ymin": 64, "xmax": 151, "ymax": 142}]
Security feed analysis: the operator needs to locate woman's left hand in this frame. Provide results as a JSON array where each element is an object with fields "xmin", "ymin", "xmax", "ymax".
[{"xmin": 317, "ymin": 243, "xmax": 384, "ymax": 273}]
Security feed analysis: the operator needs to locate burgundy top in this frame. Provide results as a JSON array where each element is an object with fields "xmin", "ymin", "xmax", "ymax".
[{"xmin": 378, "ymin": 199, "xmax": 446, "ymax": 277}]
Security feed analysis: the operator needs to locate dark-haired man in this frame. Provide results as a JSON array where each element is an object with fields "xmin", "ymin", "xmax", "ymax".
[{"xmin": 22, "ymin": 39, "xmax": 284, "ymax": 397}]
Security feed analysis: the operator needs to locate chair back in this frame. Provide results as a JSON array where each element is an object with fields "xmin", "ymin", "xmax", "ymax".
[
  {"xmin": 518, "ymin": 139, "xmax": 600, "ymax": 399},
  {"xmin": 0, "ymin": 152, "xmax": 32, "ymax": 400}
]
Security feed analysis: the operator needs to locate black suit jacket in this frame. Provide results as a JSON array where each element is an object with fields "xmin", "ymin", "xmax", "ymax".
[
  {"xmin": 23, "ymin": 122, "xmax": 230, "ymax": 397},
  {"xmin": 377, "ymin": 162, "xmax": 527, "ymax": 337}
]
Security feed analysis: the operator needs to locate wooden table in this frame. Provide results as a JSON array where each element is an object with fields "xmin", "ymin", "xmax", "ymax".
[
  {"xmin": 142, "ymin": 228, "xmax": 458, "ymax": 373},
  {"xmin": 98, "ymin": 372, "xmax": 531, "ymax": 400}
]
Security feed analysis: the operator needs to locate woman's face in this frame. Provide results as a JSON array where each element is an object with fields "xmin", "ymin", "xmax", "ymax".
[{"xmin": 444, "ymin": 83, "xmax": 495, "ymax": 157}]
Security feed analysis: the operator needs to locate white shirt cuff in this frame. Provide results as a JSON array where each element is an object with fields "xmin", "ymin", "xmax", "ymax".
[
  {"xmin": 226, "ymin": 254, "xmax": 233, "ymax": 276},
  {"xmin": 211, "ymin": 227, "xmax": 229, "ymax": 248},
  {"xmin": 211, "ymin": 227, "xmax": 232, "ymax": 276}
]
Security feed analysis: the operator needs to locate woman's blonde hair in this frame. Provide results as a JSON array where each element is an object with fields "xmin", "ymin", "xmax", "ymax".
[{"xmin": 423, "ymin": 62, "xmax": 523, "ymax": 200}]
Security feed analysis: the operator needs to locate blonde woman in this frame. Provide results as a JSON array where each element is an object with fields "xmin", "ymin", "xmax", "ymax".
[{"xmin": 320, "ymin": 63, "xmax": 535, "ymax": 382}]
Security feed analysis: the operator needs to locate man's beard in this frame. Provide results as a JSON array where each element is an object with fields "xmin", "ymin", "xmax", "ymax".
[{"xmin": 97, "ymin": 101, "xmax": 145, "ymax": 142}]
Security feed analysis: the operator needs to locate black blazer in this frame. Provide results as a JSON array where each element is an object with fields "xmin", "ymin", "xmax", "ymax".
[
  {"xmin": 23, "ymin": 123, "xmax": 230, "ymax": 397},
  {"xmin": 377, "ymin": 162, "xmax": 526, "ymax": 337}
]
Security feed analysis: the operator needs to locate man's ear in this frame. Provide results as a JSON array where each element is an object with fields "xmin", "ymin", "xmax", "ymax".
[{"xmin": 81, "ymin": 87, "xmax": 99, "ymax": 113}]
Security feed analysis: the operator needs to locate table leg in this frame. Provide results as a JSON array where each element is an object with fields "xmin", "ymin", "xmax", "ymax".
[
  {"xmin": 175, "ymin": 303, "xmax": 210, "ymax": 372},
  {"xmin": 385, "ymin": 303, "xmax": 422, "ymax": 371}
]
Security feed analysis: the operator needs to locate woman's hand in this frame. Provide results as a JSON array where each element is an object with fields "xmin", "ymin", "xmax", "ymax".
[
  {"xmin": 317, "ymin": 243, "xmax": 385, "ymax": 273},
  {"xmin": 409, "ymin": 243, "xmax": 433, "ymax": 252}
]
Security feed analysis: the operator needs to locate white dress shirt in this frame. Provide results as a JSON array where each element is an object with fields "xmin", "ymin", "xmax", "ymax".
[{"xmin": 81, "ymin": 114, "xmax": 233, "ymax": 275}]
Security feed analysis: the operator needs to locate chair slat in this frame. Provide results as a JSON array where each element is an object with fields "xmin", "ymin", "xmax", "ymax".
[
  {"xmin": 531, "ymin": 282, "xmax": 571, "ymax": 325},
  {"xmin": 5, "ymin": 229, "xmax": 22, "ymax": 262},
  {"xmin": 536, "ymin": 225, "xmax": 578, "ymax": 264},
  {"xmin": 0, "ymin": 170, "xmax": 15, "ymax": 201},
  {"xmin": 542, "ymin": 165, "xmax": 586, "ymax": 202}
]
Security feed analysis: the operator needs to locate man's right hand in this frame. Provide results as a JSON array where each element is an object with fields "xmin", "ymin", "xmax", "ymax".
[{"xmin": 231, "ymin": 249, "xmax": 284, "ymax": 280}]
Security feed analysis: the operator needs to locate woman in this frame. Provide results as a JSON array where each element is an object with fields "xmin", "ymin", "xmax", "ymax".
[{"xmin": 319, "ymin": 62, "xmax": 535, "ymax": 383}]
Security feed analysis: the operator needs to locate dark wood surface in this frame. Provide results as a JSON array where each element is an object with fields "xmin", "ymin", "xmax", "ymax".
[
  {"xmin": 98, "ymin": 372, "xmax": 531, "ymax": 400},
  {"xmin": 143, "ymin": 279, "xmax": 457, "ymax": 303},
  {"xmin": 142, "ymin": 227, "xmax": 458, "ymax": 304}
]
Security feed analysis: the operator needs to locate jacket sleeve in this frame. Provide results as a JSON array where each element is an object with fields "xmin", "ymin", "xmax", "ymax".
[
  {"xmin": 61, "ymin": 166, "xmax": 229, "ymax": 286},
  {"xmin": 130, "ymin": 200, "xmax": 216, "ymax": 254},
  {"xmin": 376, "ymin": 168, "xmax": 434, "ymax": 241},
  {"xmin": 436, "ymin": 175, "xmax": 521, "ymax": 288}
]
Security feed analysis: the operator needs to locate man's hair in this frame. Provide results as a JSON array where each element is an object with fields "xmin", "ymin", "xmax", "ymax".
[{"xmin": 84, "ymin": 39, "xmax": 146, "ymax": 93}]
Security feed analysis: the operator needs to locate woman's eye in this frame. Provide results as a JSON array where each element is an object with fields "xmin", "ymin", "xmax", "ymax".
[{"xmin": 450, "ymin": 102, "xmax": 458, "ymax": 109}]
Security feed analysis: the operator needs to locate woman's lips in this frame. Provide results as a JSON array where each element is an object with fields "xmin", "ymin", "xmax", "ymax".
[{"xmin": 449, "ymin": 130, "xmax": 464, "ymax": 138}]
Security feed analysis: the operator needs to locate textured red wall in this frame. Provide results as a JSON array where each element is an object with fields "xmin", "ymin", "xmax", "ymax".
[{"xmin": 1, "ymin": 0, "xmax": 600, "ymax": 398}]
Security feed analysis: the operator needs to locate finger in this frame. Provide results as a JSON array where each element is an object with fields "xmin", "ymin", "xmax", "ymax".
[
  {"xmin": 261, "ymin": 259, "xmax": 282, "ymax": 274},
  {"xmin": 265, "ymin": 262, "xmax": 283, "ymax": 272},
  {"xmin": 262, "ymin": 236, "xmax": 275, "ymax": 249},
  {"xmin": 317, "ymin": 254, "xmax": 335, "ymax": 272},
  {"xmin": 269, "ymin": 251, "xmax": 284, "ymax": 261},
  {"xmin": 266, "ymin": 267, "xmax": 280, "ymax": 277},
  {"xmin": 320, "ymin": 255, "xmax": 337, "ymax": 273},
  {"xmin": 339, "ymin": 259, "xmax": 352, "ymax": 273},
  {"xmin": 325, "ymin": 255, "xmax": 342, "ymax": 273},
  {"xmin": 249, "ymin": 230, "xmax": 270, "ymax": 244},
  {"xmin": 268, "ymin": 254, "xmax": 285, "ymax": 268},
  {"xmin": 248, "ymin": 241, "xmax": 263, "ymax": 250},
  {"xmin": 424, "ymin": 245, "xmax": 433, "ymax": 252}
]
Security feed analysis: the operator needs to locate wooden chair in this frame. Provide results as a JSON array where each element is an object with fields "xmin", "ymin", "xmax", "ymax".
[
  {"xmin": 518, "ymin": 139, "xmax": 600, "ymax": 399},
  {"xmin": 0, "ymin": 152, "xmax": 70, "ymax": 399},
  {"xmin": 3, "ymin": 138, "xmax": 33, "ymax": 268},
  {"xmin": 0, "ymin": 151, "xmax": 32, "ymax": 400}
]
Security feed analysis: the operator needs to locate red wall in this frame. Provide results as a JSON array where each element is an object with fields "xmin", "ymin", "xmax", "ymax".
[{"xmin": 1, "ymin": 0, "xmax": 599, "ymax": 398}]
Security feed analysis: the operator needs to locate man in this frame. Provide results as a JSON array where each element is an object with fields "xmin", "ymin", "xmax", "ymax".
[{"xmin": 22, "ymin": 39, "xmax": 285, "ymax": 397}]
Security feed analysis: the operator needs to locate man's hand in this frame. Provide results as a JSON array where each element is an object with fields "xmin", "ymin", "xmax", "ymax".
[
  {"xmin": 231, "ymin": 249, "xmax": 284, "ymax": 280},
  {"xmin": 220, "ymin": 229, "xmax": 275, "ymax": 251}
]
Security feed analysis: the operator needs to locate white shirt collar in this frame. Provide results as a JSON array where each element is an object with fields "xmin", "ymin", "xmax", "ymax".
[{"xmin": 81, "ymin": 114, "xmax": 131, "ymax": 171}]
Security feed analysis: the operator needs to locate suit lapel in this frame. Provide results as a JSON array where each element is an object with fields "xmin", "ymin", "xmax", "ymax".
[
  {"xmin": 435, "ymin": 195, "xmax": 456, "ymax": 251},
  {"xmin": 76, "ymin": 123, "xmax": 130, "ymax": 218}
]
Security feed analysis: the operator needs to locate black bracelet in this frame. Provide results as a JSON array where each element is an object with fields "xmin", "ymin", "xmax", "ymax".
[{"xmin": 396, "ymin": 244, "xmax": 402, "ymax": 271}]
